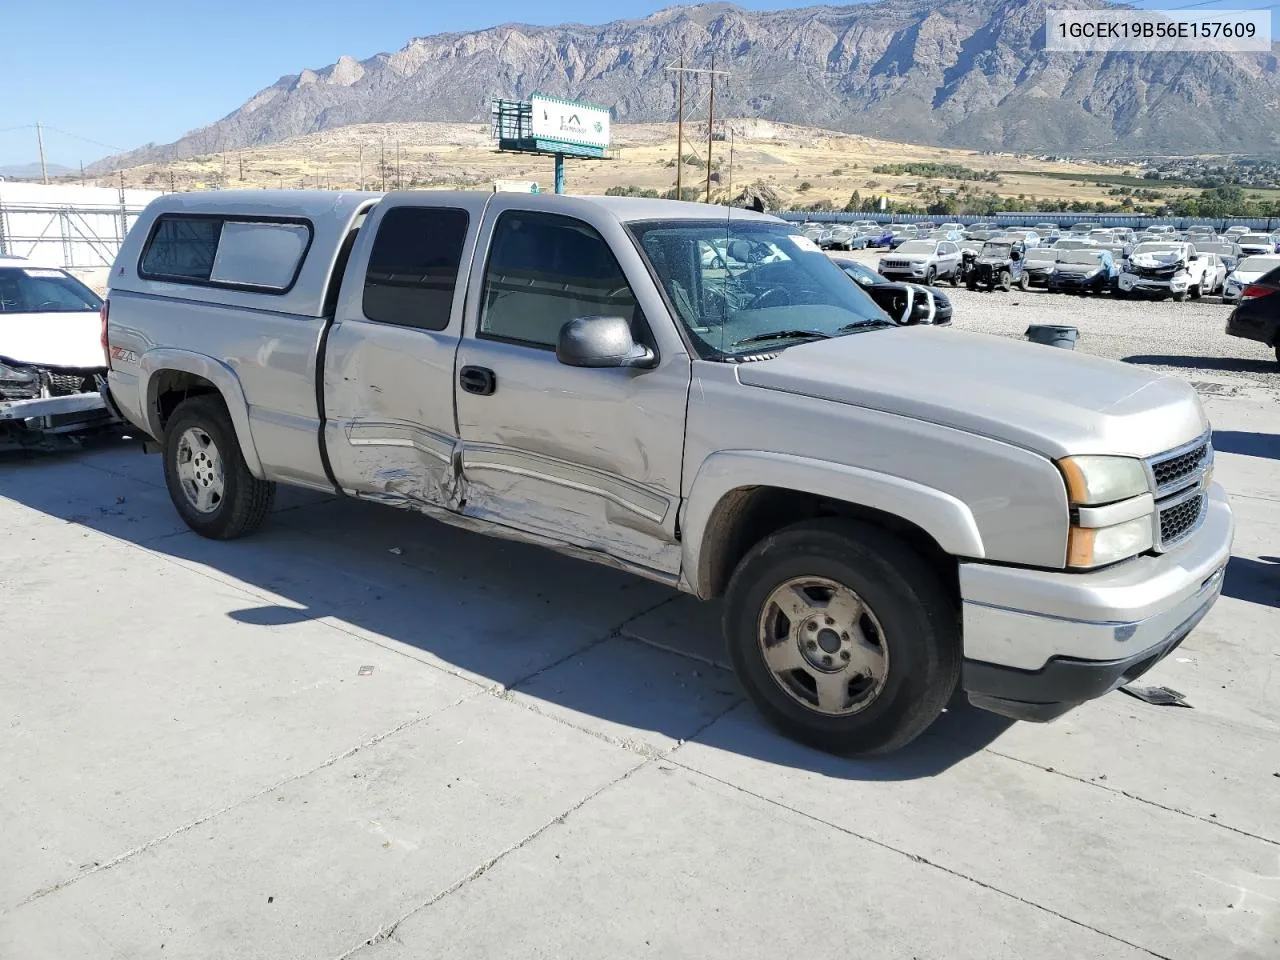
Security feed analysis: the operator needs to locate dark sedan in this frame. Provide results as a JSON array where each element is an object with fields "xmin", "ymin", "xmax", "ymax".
[{"xmin": 1225, "ymin": 263, "xmax": 1280, "ymax": 365}]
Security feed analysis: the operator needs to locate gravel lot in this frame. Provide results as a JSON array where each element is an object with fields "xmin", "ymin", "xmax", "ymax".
[{"xmin": 840, "ymin": 249, "xmax": 1280, "ymax": 394}]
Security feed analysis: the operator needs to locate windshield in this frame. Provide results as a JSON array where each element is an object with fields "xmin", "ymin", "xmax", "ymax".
[
  {"xmin": 1133, "ymin": 243, "xmax": 1184, "ymax": 255},
  {"xmin": 1238, "ymin": 256, "xmax": 1280, "ymax": 272},
  {"xmin": 1240, "ymin": 235, "xmax": 1273, "ymax": 245},
  {"xmin": 980, "ymin": 242, "xmax": 1012, "ymax": 256},
  {"xmin": 894, "ymin": 241, "xmax": 936, "ymax": 255},
  {"xmin": 630, "ymin": 219, "xmax": 893, "ymax": 358},
  {"xmin": 0, "ymin": 266, "xmax": 103, "ymax": 314},
  {"xmin": 1052, "ymin": 239, "xmax": 1093, "ymax": 250},
  {"xmin": 1200, "ymin": 243, "xmax": 1234, "ymax": 256},
  {"xmin": 1058, "ymin": 250, "xmax": 1105, "ymax": 265}
]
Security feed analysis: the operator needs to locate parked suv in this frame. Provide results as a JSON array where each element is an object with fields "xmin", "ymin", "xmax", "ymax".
[
  {"xmin": 102, "ymin": 190, "xmax": 1233, "ymax": 756},
  {"xmin": 1118, "ymin": 242, "xmax": 1214, "ymax": 300},
  {"xmin": 877, "ymin": 239, "xmax": 962, "ymax": 285}
]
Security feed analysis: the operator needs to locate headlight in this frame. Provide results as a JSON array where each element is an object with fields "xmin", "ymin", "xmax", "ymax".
[
  {"xmin": 1067, "ymin": 516, "xmax": 1154, "ymax": 569},
  {"xmin": 0, "ymin": 361, "xmax": 40, "ymax": 399},
  {"xmin": 1057, "ymin": 455, "xmax": 1149, "ymax": 505}
]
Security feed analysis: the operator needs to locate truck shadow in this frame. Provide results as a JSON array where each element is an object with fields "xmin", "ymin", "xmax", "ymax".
[
  {"xmin": 1123, "ymin": 354, "xmax": 1278, "ymax": 376},
  {"xmin": 1223, "ymin": 555, "xmax": 1280, "ymax": 610},
  {"xmin": 1212, "ymin": 429, "xmax": 1280, "ymax": 461},
  {"xmin": 1, "ymin": 442, "xmax": 1012, "ymax": 782}
]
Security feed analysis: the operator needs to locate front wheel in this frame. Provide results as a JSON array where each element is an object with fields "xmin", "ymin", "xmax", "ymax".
[
  {"xmin": 163, "ymin": 395, "xmax": 276, "ymax": 540},
  {"xmin": 997, "ymin": 269, "xmax": 1012, "ymax": 291},
  {"xmin": 1189, "ymin": 283, "xmax": 1202, "ymax": 301},
  {"xmin": 723, "ymin": 519, "xmax": 960, "ymax": 756},
  {"xmin": 1017, "ymin": 273, "xmax": 1030, "ymax": 292},
  {"xmin": 924, "ymin": 266, "xmax": 936, "ymax": 285}
]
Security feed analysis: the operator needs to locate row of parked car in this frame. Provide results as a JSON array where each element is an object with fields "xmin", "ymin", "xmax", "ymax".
[{"xmin": 864, "ymin": 224, "xmax": 1280, "ymax": 301}]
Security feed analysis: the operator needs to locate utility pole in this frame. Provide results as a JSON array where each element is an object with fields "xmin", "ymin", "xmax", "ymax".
[
  {"xmin": 676, "ymin": 56, "xmax": 684, "ymax": 200},
  {"xmin": 35, "ymin": 122, "xmax": 49, "ymax": 184},
  {"xmin": 705, "ymin": 57, "xmax": 716, "ymax": 204},
  {"xmin": 728, "ymin": 128, "xmax": 734, "ymax": 201},
  {"xmin": 666, "ymin": 60, "xmax": 730, "ymax": 203}
]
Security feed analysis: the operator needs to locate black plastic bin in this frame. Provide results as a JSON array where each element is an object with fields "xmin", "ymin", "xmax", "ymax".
[{"xmin": 1025, "ymin": 324, "xmax": 1078, "ymax": 349}]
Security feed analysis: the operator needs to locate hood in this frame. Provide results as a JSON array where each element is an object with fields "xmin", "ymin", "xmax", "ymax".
[
  {"xmin": 734, "ymin": 327, "xmax": 1207, "ymax": 460},
  {"xmin": 0, "ymin": 312, "xmax": 106, "ymax": 369},
  {"xmin": 1130, "ymin": 250, "xmax": 1187, "ymax": 270}
]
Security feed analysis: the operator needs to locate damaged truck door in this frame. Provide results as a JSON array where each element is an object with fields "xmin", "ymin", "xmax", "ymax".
[{"xmin": 452, "ymin": 203, "xmax": 688, "ymax": 574}]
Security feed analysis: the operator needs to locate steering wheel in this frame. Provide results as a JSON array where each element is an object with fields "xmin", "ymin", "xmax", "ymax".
[{"xmin": 751, "ymin": 287, "xmax": 793, "ymax": 309}]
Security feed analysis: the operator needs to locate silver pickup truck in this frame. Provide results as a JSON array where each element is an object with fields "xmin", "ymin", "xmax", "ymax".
[{"xmin": 103, "ymin": 190, "xmax": 1233, "ymax": 756}]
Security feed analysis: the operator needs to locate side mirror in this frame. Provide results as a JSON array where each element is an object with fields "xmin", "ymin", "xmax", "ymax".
[{"xmin": 556, "ymin": 316, "xmax": 656, "ymax": 369}]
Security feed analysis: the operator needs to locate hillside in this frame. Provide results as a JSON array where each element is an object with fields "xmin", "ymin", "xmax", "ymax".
[
  {"xmin": 94, "ymin": 118, "xmax": 1200, "ymax": 213},
  {"xmin": 94, "ymin": 0, "xmax": 1280, "ymax": 173}
]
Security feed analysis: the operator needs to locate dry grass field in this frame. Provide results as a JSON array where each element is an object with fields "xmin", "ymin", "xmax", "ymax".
[{"xmin": 92, "ymin": 119, "xmax": 1189, "ymax": 209}]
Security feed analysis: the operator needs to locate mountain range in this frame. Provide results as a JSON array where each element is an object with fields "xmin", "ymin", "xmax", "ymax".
[{"xmin": 96, "ymin": 0, "xmax": 1280, "ymax": 170}]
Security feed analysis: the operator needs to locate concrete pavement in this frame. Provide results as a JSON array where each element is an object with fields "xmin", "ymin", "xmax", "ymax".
[{"xmin": 1, "ymin": 388, "xmax": 1277, "ymax": 959}]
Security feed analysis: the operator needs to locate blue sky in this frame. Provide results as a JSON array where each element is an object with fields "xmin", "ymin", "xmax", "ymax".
[{"xmin": 0, "ymin": 0, "xmax": 1274, "ymax": 168}]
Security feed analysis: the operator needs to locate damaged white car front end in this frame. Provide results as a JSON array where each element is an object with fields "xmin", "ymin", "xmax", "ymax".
[{"xmin": 0, "ymin": 260, "xmax": 115, "ymax": 450}]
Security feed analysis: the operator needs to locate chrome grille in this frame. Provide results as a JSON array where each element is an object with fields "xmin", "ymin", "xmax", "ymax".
[
  {"xmin": 1148, "ymin": 438, "xmax": 1211, "ymax": 495},
  {"xmin": 1158, "ymin": 491, "xmax": 1205, "ymax": 549}
]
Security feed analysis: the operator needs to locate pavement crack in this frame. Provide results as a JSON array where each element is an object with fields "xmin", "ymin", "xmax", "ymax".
[
  {"xmin": 334, "ymin": 757, "xmax": 652, "ymax": 960},
  {"xmin": 10, "ymin": 695, "xmax": 476, "ymax": 913},
  {"xmin": 982, "ymin": 749, "xmax": 1279, "ymax": 847},
  {"xmin": 671, "ymin": 761, "xmax": 1177, "ymax": 960}
]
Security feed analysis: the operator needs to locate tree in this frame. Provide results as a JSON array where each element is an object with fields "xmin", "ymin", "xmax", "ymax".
[
  {"xmin": 843, "ymin": 189, "xmax": 863, "ymax": 212},
  {"xmin": 797, "ymin": 181, "xmax": 812, "ymax": 192}
]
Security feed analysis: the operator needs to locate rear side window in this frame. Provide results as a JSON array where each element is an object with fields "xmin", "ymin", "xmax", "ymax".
[
  {"xmin": 362, "ymin": 207, "xmax": 470, "ymax": 330},
  {"xmin": 139, "ymin": 215, "xmax": 312, "ymax": 292}
]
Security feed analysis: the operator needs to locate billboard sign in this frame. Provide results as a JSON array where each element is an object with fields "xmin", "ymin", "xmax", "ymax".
[{"xmin": 530, "ymin": 94, "xmax": 611, "ymax": 150}]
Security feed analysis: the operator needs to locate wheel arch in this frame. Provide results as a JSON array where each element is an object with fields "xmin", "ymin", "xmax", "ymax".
[
  {"xmin": 680, "ymin": 451, "xmax": 984, "ymax": 603},
  {"xmin": 140, "ymin": 349, "xmax": 264, "ymax": 478}
]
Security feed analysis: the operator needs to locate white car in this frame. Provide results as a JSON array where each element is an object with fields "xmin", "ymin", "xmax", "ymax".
[
  {"xmin": 1198, "ymin": 253, "xmax": 1228, "ymax": 296},
  {"xmin": 1117, "ymin": 242, "xmax": 1214, "ymax": 301},
  {"xmin": 1225, "ymin": 225, "xmax": 1251, "ymax": 239},
  {"xmin": 1235, "ymin": 233, "xmax": 1277, "ymax": 257},
  {"xmin": 0, "ymin": 255, "xmax": 113, "ymax": 449},
  {"xmin": 1003, "ymin": 229, "xmax": 1041, "ymax": 248},
  {"xmin": 1222, "ymin": 254, "xmax": 1280, "ymax": 303},
  {"xmin": 1052, "ymin": 238, "xmax": 1097, "ymax": 251}
]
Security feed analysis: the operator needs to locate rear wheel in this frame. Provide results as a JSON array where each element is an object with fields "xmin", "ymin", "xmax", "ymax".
[
  {"xmin": 997, "ymin": 269, "xmax": 1012, "ymax": 291},
  {"xmin": 723, "ymin": 519, "xmax": 960, "ymax": 756},
  {"xmin": 163, "ymin": 396, "xmax": 275, "ymax": 540}
]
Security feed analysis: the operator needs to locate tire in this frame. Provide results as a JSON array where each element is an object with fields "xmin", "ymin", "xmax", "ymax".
[
  {"xmin": 997, "ymin": 269, "xmax": 1012, "ymax": 291},
  {"xmin": 162, "ymin": 395, "xmax": 276, "ymax": 540},
  {"xmin": 924, "ymin": 266, "xmax": 936, "ymax": 285},
  {"xmin": 966, "ymin": 276, "xmax": 978, "ymax": 291},
  {"xmin": 1189, "ymin": 283, "xmax": 1202, "ymax": 301},
  {"xmin": 949, "ymin": 270, "xmax": 960, "ymax": 287},
  {"xmin": 1017, "ymin": 273, "xmax": 1030, "ymax": 292},
  {"xmin": 1173, "ymin": 291, "xmax": 1188, "ymax": 302},
  {"xmin": 723, "ymin": 519, "xmax": 961, "ymax": 756}
]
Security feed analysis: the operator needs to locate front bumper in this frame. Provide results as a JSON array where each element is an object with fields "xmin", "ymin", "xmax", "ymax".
[
  {"xmin": 0, "ymin": 390, "xmax": 108, "ymax": 421},
  {"xmin": 959, "ymin": 484, "xmax": 1233, "ymax": 721},
  {"xmin": 1118, "ymin": 272, "xmax": 1189, "ymax": 295}
]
